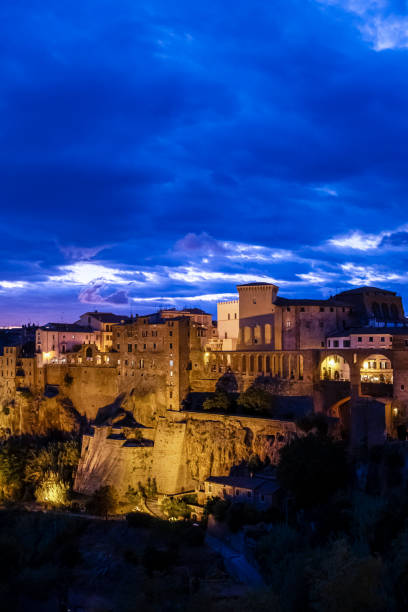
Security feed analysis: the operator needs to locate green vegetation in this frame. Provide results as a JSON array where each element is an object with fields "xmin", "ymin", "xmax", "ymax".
[
  {"xmin": 237, "ymin": 386, "xmax": 275, "ymax": 415},
  {"xmin": 202, "ymin": 385, "xmax": 276, "ymax": 416},
  {"xmin": 161, "ymin": 496, "xmax": 191, "ymax": 519},
  {"xmin": 0, "ymin": 435, "xmax": 80, "ymax": 504}
]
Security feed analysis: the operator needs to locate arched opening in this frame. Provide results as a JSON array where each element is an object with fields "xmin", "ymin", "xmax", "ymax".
[
  {"xmin": 265, "ymin": 355, "xmax": 271, "ymax": 373},
  {"xmin": 85, "ymin": 347, "xmax": 92, "ymax": 359},
  {"xmin": 249, "ymin": 355, "xmax": 255, "ymax": 373},
  {"xmin": 254, "ymin": 325, "xmax": 262, "ymax": 344},
  {"xmin": 361, "ymin": 354, "xmax": 393, "ymax": 384},
  {"xmin": 372, "ymin": 302, "xmax": 381, "ymax": 319},
  {"xmin": 242, "ymin": 355, "xmax": 246, "ymax": 373},
  {"xmin": 391, "ymin": 304, "xmax": 399, "ymax": 320},
  {"xmin": 257, "ymin": 355, "xmax": 263, "ymax": 373},
  {"xmin": 320, "ymin": 355, "xmax": 350, "ymax": 381},
  {"xmin": 382, "ymin": 303, "xmax": 389, "ymax": 319}
]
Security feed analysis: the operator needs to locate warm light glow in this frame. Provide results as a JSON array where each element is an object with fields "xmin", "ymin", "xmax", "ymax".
[
  {"xmin": 393, "ymin": 407, "xmax": 399, "ymax": 416},
  {"xmin": 43, "ymin": 352, "xmax": 51, "ymax": 360},
  {"xmin": 363, "ymin": 362, "xmax": 369, "ymax": 369},
  {"xmin": 328, "ymin": 359, "xmax": 336, "ymax": 367}
]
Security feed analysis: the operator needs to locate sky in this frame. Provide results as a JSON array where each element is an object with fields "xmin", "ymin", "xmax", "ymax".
[{"xmin": 1, "ymin": 0, "xmax": 408, "ymax": 325}]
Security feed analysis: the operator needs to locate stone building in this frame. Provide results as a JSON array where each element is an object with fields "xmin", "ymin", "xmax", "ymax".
[{"xmin": 76, "ymin": 311, "xmax": 130, "ymax": 351}]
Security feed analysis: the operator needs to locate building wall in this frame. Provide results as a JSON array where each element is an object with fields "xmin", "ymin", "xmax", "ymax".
[{"xmin": 217, "ymin": 300, "xmax": 239, "ymax": 343}]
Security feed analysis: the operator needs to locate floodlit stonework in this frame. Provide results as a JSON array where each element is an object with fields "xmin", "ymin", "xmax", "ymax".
[{"xmin": 1, "ymin": 285, "xmax": 408, "ymax": 495}]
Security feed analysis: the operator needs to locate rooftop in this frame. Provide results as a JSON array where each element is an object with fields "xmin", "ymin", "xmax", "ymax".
[
  {"xmin": 334, "ymin": 286, "xmax": 397, "ymax": 297},
  {"xmin": 42, "ymin": 323, "xmax": 95, "ymax": 333},
  {"xmin": 81, "ymin": 312, "xmax": 131, "ymax": 323}
]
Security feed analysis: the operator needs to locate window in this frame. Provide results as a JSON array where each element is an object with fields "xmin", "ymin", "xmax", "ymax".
[
  {"xmin": 320, "ymin": 307, "xmax": 324, "ymax": 312},
  {"xmin": 321, "ymin": 342, "xmax": 325, "ymax": 347},
  {"xmin": 128, "ymin": 344, "xmax": 132, "ymax": 352},
  {"xmin": 358, "ymin": 337, "xmax": 362, "ymax": 343},
  {"xmin": 253, "ymin": 299, "xmax": 256, "ymax": 304},
  {"xmin": 117, "ymin": 344, "xmax": 120, "ymax": 350},
  {"xmin": 169, "ymin": 343, "xmax": 173, "ymax": 349},
  {"xmin": 343, "ymin": 340, "xmax": 350, "ymax": 347},
  {"xmin": 328, "ymin": 340, "xmax": 331, "ymax": 347},
  {"xmin": 247, "ymin": 491, "xmax": 251, "ymax": 497},
  {"xmin": 153, "ymin": 343, "xmax": 156, "ymax": 349},
  {"xmin": 369, "ymin": 337, "xmax": 373, "ymax": 342},
  {"xmin": 333, "ymin": 340, "xmax": 339, "ymax": 348},
  {"xmin": 300, "ymin": 307, "xmax": 305, "ymax": 312},
  {"xmin": 169, "ymin": 391, "xmax": 173, "ymax": 399},
  {"xmin": 143, "ymin": 344, "xmax": 146, "ymax": 350},
  {"xmin": 234, "ymin": 313, "xmax": 237, "ymax": 319},
  {"xmin": 401, "ymin": 385, "xmax": 405, "ymax": 390},
  {"xmin": 286, "ymin": 321, "xmax": 291, "ymax": 328},
  {"xmin": 381, "ymin": 337, "xmax": 385, "ymax": 343},
  {"xmin": 228, "ymin": 313, "xmax": 230, "ymax": 320},
  {"xmin": 169, "ymin": 360, "xmax": 174, "ymax": 366},
  {"xmin": 235, "ymin": 489, "xmax": 240, "ymax": 496},
  {"xmin": 169, "ymin": 331, "xmax": 173, "ymax": 337}
]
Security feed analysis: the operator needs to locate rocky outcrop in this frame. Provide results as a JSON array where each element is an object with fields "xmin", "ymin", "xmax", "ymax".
[{"xmin": 0, "ymin": 391, "xmax": 82, "ymax": 438}]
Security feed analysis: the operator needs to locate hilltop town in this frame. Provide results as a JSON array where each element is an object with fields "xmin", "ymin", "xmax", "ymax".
[{"xmin": 0, "ymin": 282, "xmax": 406, "ymax": 504}]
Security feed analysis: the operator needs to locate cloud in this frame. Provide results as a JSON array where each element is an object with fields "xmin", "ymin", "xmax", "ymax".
[
  {"xmin": 174, "ymin": 232, "xmax": 228, "ymax": 256},
  {"xmin": 317, "ymin": 0, "xmax": 408, "ymax": 50},
  {"xmin": 48, "ymin": 262, "xmax": 156, "ymax": 286},
  {"xmin": 59, "ymin": 243, "xmax": 111, "ymax": 261},
  {"xmin": 78, "ymin": 281, "xmax": 129, "ymax": 305},
  {"xmin": 328, "ymin": 230, "xmax": 383, "ymax": 251}
]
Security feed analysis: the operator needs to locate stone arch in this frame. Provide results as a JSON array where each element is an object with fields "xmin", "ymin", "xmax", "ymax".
[
  {"xmin": 242, "ymin": 355, "xmax": 247, "ymax": 373},
  {"xmin": 282, "ymin": 354, "xmax": 290, "ymax": 379},
  {"xmin": 360, "ymin": 353, "xmax": 393, "ymax": 384},
  {"xmin": 249, "ymin": 354, "xmax": 255, "ymax": 373},
  {"xmin": 265, "ymin": 355, "xmax": 271, "ymax": 373},
  {"xmin": 85, "ymin": 347, "xmax": 93, "ymax": 358},
  {"xmin": 257, "ymin": 355, "xmax": 263, "ymax": 373},
  {"xmin": 320, "ymin": 354, "xmax": 350, "ymax": 381}
]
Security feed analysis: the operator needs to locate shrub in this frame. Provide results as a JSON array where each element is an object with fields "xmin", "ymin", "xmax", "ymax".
[
  {"xmin": 203, "ymin": 390, "xmax": 233, "ymax": 412},
  {"xmin": 161, "ymin": 496, "xmax": 191, "ymax": 520},
  {"xmin": 64, "ymin": 373, "xmax": 74, "ymax": 386},
  {"xmin": 237, "ymin": 387, "xmax": 275, "ymax": 415},
  {"xmin": 34, "ymin": 471, "xmax": 70, "ymax": 507}
]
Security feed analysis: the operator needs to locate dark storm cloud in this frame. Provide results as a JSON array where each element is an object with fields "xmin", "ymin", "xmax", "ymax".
[{"xmin": 1, "ymin": 0, "xmax": 408, "ymax": 323}]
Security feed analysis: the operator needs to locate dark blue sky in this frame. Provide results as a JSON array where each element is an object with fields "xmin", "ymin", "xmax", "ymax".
[{"xmin": 1, "ymin": 0, "xmax": 408, "ymax": 325}]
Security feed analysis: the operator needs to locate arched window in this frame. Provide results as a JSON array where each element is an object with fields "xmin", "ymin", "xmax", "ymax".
[
  {"xmin": 382, "ymin": 303, "xmax": 389, "ymax": 319},
  {"xmin": 86, "ymin": 347, "xmax": 92, "ymax": 358}
]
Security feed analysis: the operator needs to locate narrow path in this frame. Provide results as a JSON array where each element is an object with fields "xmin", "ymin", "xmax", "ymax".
[{"xmin": 205, "ymin": 534, "xmax": 264, "ymax": 587}]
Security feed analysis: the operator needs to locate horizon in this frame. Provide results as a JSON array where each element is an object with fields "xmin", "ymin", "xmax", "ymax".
[{"xmin": 2, "ymin": 1, "xmax": 408, "ymax": 324}]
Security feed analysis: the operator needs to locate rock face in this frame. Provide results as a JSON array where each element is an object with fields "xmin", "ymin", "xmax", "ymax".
[
  {"xmin": 0, "ymin": 390, "xmax": 82, "ymax": 438},
  {"xmin": 73, "ymin": 410, "xmax": 298, "ymax": 496}
]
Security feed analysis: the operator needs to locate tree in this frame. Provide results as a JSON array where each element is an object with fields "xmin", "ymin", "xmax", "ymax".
[
  {"xmin": 161, "ymin": 496, "xmax": 191, "ymax": 519},
  {"xmin": 277, "ymin": 434, "xmax": 349, "ymax": 508},
  {"xmin": 203, "ymin": 390, "xmax": 233, "ymax": 412},
  {"xmin": 87, "ymin": 485, "xmax": 118, "ymax": 518},
  {"xmin": 237, "ymin": 387, "xmax": 274, "ymax": 415}
]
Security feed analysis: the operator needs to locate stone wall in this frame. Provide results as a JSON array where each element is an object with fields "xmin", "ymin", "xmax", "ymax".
[{"xmin": 74, "ymin": 426, "xmax": 154, "ymax": 495}]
